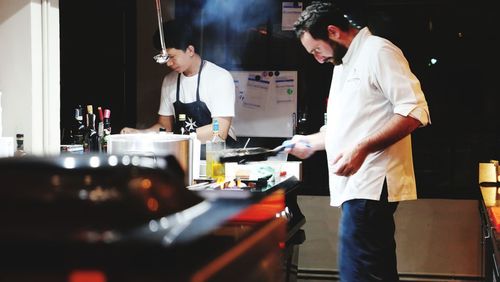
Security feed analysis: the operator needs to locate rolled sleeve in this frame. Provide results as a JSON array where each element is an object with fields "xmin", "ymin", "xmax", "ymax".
[
  {"xmin": 408, "ymin": 107, "xmax": 430, "ymax": 126},
  {"xmin": 375, "ymin": 44, "xmax": 430, "ymax": 127}
]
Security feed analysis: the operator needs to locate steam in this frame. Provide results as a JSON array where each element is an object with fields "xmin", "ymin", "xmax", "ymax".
[
  {"xmin": 199, "ymin": 0, "xmax": 277, "ymax": 33},
  {"xmin": 171, "ymin": 0, "xmax": 281, "ymax": 68}
]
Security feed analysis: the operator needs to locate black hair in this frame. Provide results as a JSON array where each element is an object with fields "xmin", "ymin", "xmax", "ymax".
[
  {"xmin": 152, "ymin": 19, "xmax": 200, "ymax": 51},
  {"xmin": 293, "ymin": 1, "xmax": 351, "ymax": 40}
]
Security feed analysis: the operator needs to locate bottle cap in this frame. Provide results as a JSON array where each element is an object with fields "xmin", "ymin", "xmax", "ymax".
[
  {"xmin": 16, "ymin": 133, "xmax": 24, "ymax": 138},
  {"xmin": 104, "ymin": 109, "xmax": 111, "ymax": 119},
  {"xmin": 213, "ymin": 119, "xmax": 219, "ymax": 132},
  {"xmin": 98, "ymin": 107, "xmax": 104, "ymax": 121},
  {"xmin": 75, "ymin": 108, "xmax": 82, "ymax": 119}
]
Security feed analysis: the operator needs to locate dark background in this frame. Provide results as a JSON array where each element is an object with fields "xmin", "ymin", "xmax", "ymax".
[
  {"xmin": 59, "ymin": 0, "xmax": 499, "ymax": 199},
  {"xmin": 59, "ymin": 0, "xmax": 137, "ymax": 141}
]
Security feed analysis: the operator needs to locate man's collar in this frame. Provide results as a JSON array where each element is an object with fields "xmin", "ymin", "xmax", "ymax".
[{"xmin": 341, "ymin": 27, "xmax": 371, "ymax": 65}]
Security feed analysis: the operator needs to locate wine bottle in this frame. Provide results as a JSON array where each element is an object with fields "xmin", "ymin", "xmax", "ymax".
[
  {"xmin": 101, "ymin": 109, "xmax": 111, "ymax": 152},
  {"xmin": 85, "ymin": 105, "xmax": 99, "ymax": 152},
  {"xmin": 73, "ymin": 105, "xmax": 85, "ymax": 145},
  {"xmin": 97, "ymin": 106, "xmax": 104, "ymax": 139}
]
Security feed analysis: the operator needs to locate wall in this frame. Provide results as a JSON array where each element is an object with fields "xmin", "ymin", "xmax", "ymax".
[
  {"xmin": 0, "ymin": 0, "xmax": 60, "ymax": 155},
  {"xmin": 0, "ymin": 0, "xmax": 35, "ymax": 149},
  {"xmin": 364, "ymin": 1, "xmax": 499, "ymax": 199},
  {"xmin": 59, "ymin": 0, "xmax": 135, "ymax": 138}
]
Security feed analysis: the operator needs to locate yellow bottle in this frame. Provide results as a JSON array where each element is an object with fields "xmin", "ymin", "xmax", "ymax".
[{"xmin": 206, "ymin": 119, "xmax": 226, "ymax": 182}]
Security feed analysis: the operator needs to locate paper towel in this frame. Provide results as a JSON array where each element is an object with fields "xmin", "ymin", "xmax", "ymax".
[
  {"xmin": 0, "ymin": 91, "xmax": 2, "ymax": 137},
  {"xmin": 479, "ymin": 162, "xmax": 497, "ymax": 183},
  {"xmin": 190, "ymin": 132, "xmax": 201, "ymax": 181}
]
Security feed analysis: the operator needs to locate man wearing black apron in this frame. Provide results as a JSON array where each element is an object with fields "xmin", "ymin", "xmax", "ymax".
[
  {"xmin": 172, "ymin": 59, "xmax": 211, "ymax": 135},
  {"xmin": 171, "ymin": 58, "xmax": 236, "ymax": 158},
  {"xmin": 121, "ymin": 20, "xmax": 236, "ymax": 150}
]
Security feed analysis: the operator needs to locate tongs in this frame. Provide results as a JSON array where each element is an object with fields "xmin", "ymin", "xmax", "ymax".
[{"xmin": 153, "ymin": 0, "xmax": 169, "ymax": 64}]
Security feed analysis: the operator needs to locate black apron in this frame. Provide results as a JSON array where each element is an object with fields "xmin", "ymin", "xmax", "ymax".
[{"xmin": 173, "ymin": 59, "xmax": 212, "ymax": 135}]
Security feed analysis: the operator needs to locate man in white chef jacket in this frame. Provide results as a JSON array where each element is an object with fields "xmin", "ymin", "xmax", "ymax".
[{"xmin": 287, "ymin": 2, "xmax": 430, "ymax": 281}]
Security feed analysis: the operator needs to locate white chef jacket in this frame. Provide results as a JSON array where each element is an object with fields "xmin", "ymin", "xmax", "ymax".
[{"xmin": 325, "ymin": 27, "xmax": 430, "ymax": 207}]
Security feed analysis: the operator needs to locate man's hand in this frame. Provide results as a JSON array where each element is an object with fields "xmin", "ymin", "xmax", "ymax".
[
  {"xmin": 285, "ymin": 135, "xmax": 315, "ymax": 159},
  {"xmin": 331, "ymin": 144, "xmax": 369, "ymax": 176},
  {"xmin": 120, "ymin": 127, "xmax": 140, "ymax": 134}
]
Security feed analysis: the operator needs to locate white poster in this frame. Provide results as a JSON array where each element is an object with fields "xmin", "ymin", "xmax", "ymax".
[
  {"xmin": 230, "ymin": 71, "xmax": 297, "ymax": 137},
  {"xmin": 282, "ymin": 2, "xmax": 303, "ymax": 31},
  {"xmin": 244, "ymin": 75, "xmax": 270, "ymax": 110}
]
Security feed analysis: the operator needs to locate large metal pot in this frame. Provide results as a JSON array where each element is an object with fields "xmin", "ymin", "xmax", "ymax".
[{"xmin": 107, "ymin": 133, "xmax": 193, "ymax": 185}]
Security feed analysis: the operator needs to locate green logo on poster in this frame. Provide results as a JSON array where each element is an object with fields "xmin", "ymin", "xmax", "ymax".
[{"xmin": 287, "ymin": 89, "xmax": 293, "ymax": 95}]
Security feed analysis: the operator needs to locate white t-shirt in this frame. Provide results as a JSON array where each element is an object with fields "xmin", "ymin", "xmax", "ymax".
[
  {"xmin": 325, "ymin": 27, "xmax": 430, "ymax": 207},
  {"xmin": 158, "ymin": 60, "xmax": 236, "ymax": 138}
]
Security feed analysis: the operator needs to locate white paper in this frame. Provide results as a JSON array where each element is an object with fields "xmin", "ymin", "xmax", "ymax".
[
  {"xmin": 234, "ymin": 79, "xmax": 245, "ymax": 106},
  {"xmin": 282, "ymin": 2, "xmax": 303, "ymax": 31},
  {"xmin": 243, "ymin": 75, "xmax": 270, "ymax": 110},
  {"xmin": 230, "ymin": 70, "xmax": 297, "ymax": 137},
  {"xmin": 275, "ymin": 76, "xmax": 295, "ymax": 103},
  {"xmin": 190, "ymin": 132, "xmax": 201, "ymax": 181}
]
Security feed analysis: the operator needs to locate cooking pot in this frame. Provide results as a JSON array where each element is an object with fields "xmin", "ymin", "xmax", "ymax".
[{"xmin": 107, "ymin": 133, "xmax": 194, "ymax": 185}]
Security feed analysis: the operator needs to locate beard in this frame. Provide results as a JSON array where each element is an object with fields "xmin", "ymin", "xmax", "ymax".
[{"xmin": 327, "ymin": 39, "xmax": 348, "ymax": 65}]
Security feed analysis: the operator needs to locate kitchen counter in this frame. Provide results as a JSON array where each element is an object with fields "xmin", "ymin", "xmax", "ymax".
[
  {"xmin": 0, "ymin": 155, "xmax": 304, "ymax": 282},
  {"xmin": 192, "ymin": 174, "xmax": 307, "ymax": 282}
]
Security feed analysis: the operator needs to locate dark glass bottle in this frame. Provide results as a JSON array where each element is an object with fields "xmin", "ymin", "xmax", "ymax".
[
  {"xmin": 84, "ymin": 105, "xmax": 99, "ymax": 152},
  {"xmin": 296, "ymin": 112, "xmax": 308, "ymax": 135},
  {"xmin": 14, "ymin": 134, "xmax": 27, "ymax": 157},
  {"xmin": 101, "ymin": 109, "xmax": 111, "ymax": 152},
  {"xmin": 97, "ymin": 106, "xmax": 104, "ymax": 141},
  {"xmin": 73, "ymin": 105, "xmax": 85, "ymax": 145}
]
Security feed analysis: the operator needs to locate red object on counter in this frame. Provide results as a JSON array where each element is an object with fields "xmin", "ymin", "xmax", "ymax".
[
  {"xmin": 230, "ymin": 190, "xmax": 285, "ymax": 223},
  {"xmin": 488, "ymin": 206, "xmax": 500, "ymax": 230},
  {"xmin": 69, "ymin": 270, "xmax": 106, "ymax": 282}
]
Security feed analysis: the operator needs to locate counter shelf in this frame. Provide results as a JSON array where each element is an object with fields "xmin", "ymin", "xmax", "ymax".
[{"xmin": 478, "ymin": 189, "xmax": 500, "ymax": 281}]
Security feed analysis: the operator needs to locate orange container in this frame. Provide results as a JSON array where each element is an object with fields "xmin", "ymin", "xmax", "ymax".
[{"xmin": 488, "ymin": 206, "xmax": 500, "ymax": 230}]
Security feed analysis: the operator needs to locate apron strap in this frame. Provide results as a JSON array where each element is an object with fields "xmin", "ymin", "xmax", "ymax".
[
  {"xmin": 176, "ymin": 59, "xmax": 205, "ymax": 102},
  {"xmin": 176, "ymin": 73, "xmax": 181, "ymax": 101},
  {"xmin": 196, "ymin": 59, "xmax": 205, "ymax": 101}
]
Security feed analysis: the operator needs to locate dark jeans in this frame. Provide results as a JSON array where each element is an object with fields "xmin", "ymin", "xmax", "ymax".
[{"xmin": 338, "ymin": 184, "xmax": 399, "ymax": 282}]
